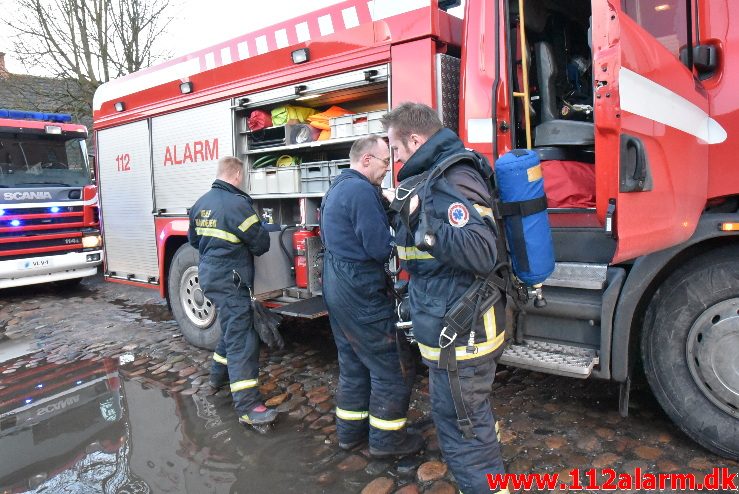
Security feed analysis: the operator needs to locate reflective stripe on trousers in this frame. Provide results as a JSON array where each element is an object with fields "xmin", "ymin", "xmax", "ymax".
[
  {"xmin": 230, "ymin": 379, "xmax": 258, "ymax": 392},
  {"xmin": 369, "ymin": 415, "xmax": 407, "ymax": 431},
  {"xmin": 336, "ymin": 408, "xmax": 369, "ymax": 421}
]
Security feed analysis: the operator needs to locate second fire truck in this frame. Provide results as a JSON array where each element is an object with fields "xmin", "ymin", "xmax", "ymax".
[{"xmin": 0, "ymin": 109, "xmax": 102, "ymax": 289}]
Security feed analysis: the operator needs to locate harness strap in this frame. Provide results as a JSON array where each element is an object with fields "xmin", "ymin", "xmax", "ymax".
[
  {"xmin": 439, "ymin": 339, "xmax": 477, "ymax": 440},
  {"xmin": 390, "ymin": 171, "xmax": 429, "ymax": 238},
  {"xmin": 496, "ymin": 195, "xmax": 546, "ymax": 273},
  {"xmin": 498, "ymin": 195, "xmax": 548, "ymax": 217}
]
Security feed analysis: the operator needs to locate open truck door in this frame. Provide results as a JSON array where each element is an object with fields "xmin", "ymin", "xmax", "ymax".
[{"xmin": 593, "ymin": 0, "xmax": 725, "ymax": 263}]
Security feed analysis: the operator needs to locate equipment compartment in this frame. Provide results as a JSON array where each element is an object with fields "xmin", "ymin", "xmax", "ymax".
[{"xmin": 231, "ymin": 64, "xmax": 391, "ymax": 303}]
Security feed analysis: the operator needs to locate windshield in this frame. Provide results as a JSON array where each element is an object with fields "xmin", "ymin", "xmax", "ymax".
[{"xmin": 0, "ymin": 134, "xmax": 91, "ymax": 188}]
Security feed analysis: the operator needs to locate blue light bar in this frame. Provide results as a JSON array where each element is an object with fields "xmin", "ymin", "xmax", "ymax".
[
  {"xmin": 0, "ymin": 209, "xmax": 4, "ymax": 216},
  {"xmin": 10, "ymin": 219, "xmax": 21, "ymax": 227},
  {"xmin": 50, "ymin": 206, "xmax": 60, "ymax": 213},
  {"xmin": 0, "ymin": 108, "xmax": 72, "ymax": 123}
]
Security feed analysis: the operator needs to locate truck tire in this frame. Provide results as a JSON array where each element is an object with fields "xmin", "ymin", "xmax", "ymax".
[
  {"xmin": 167, "ymin": 244, "xmax": 221, "ymax": 350},
  {"xmin": 642, "ymin": 246, "xmax": 739, "ymax": 460}
]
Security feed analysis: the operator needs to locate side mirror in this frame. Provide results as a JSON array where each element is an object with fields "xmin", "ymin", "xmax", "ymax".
[
  {"xmin": 680, "ymin": 44, "xmax": 718, "ymax": 79},
  {"xmin": 438, "ymin": 0, "xmax": 461, "ymax": 10},
  {"xmin": 693, "ymin": 44, "xmax": 718, "ymax": 73},
  {"xmin": 88, "ymin": 153, "xmax": 97, "ymax": 183}
]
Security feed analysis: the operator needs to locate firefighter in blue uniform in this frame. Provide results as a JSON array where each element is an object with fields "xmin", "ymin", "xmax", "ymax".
[
  {"xmin": 188, "ymin": 156, "xmax": 278, "ymax": 427},
  {"xmin": 382, "ymin": 103, "xmax": 508, "ymax": 494},
  {"xmin": 321, "ymin": 135, "xmax": 424, "ymax": 457}
]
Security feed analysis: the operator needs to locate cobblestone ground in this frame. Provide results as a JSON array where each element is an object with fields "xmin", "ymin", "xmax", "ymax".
[{"xmin": 1, "ymin": 274, "xmax": 737, "ymax": 493}]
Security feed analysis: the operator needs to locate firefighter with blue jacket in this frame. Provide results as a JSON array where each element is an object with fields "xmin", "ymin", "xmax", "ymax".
[
  {"xmin": 188, "ymin": 156, "xmax": 277, "ymax": 427},
  {"xmin": 382, "ymin": 103, "xmax": 508, "ymax": 494},
  {"xmin": 321, "ymin": 135, "xmax": 424, "ymax": 457}
]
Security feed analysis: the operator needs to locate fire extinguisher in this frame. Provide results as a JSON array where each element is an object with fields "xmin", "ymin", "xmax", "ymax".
[{"xmin": 292, "ymin": 227, "xmax": 318, "ymax": 288}]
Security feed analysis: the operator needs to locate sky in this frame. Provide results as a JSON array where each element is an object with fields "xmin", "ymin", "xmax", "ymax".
[{"xmin": 0, "ymin": 0, "xmax": 463, "ymax": 77}]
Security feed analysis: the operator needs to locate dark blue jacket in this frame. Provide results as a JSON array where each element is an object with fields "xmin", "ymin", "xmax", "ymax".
[
  {"xmin": 321, "ymin": 169, "xmax": 393, "ymax": 263},
  {"xmin": 392, "ymin": 128, "xmax": 504, "ymax": 363},
  {"xmin": 188, "ymin": 180, "xmax": 269, "ymax": 283}
]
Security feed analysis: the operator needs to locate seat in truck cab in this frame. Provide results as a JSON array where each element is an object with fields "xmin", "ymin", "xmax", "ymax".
[{"xmin": 533, "ymin": 41, "xmax": 594, "ymax": 147}]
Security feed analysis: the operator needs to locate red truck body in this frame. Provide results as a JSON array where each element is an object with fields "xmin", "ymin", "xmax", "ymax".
[{"xmin": 93, "ymin": 0, "xmax": 739, "ymax": 459}]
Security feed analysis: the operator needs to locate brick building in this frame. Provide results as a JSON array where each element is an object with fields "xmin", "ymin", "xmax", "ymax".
[{"xmin": 0, "ymin": 52, "xmax": 91, "ymax": 130}]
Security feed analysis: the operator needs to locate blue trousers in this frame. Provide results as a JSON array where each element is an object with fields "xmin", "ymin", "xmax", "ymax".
[
  {"xmin": 427, "ymin": 357, "xmax": 505, "ymax": 494},
  {"xmin": 323, "ymin": 253, "xmax": 415, "ymax": 450},
  {"xmin": 199, "ymin": 259, "xmax": 261, "ymax": 415}
]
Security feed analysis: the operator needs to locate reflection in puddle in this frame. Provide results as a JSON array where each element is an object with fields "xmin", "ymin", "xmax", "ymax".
[
  {"xmin": 0, "ymin": 356, "xmax": 363, "ymax": 493},
  {"xmin": 0, "ymin": 355, "xmax": 125, "ymax": 493}
]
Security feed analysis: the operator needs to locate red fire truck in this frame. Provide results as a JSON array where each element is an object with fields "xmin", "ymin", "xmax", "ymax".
[
  {"xmin": 0, "ymin": 110, "xmax": 103, "ymax": 288},
  {"xmin": 93, "ymin": 0, "xmax": 738, "ymax": 459}
]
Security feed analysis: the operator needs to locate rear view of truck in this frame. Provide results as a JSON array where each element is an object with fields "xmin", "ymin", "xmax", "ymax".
[{"xmin": 0, "ymin": 109, "xmax": 102, "ymax": 289}]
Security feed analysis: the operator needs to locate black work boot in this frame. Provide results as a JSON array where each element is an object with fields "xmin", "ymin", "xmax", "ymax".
[
  {"xmin": 338, "ymin": 434, "xmax": 368, "ymax": 451},
  {"xmin": 369, "ymin": 432, "xmax": 424, "ymax": 458},
  {"xmin": 208, "ymin": 380, "xmax": 229, "ymax": 392},
  {"xmin": 239, "ymin": 404, "xmax": 278, "ymax": 426}
]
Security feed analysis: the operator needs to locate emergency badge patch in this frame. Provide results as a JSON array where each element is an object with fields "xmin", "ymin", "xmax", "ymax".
[{"xmin": 447, "ymin": 202, "xmax": 469, "ymax": 228}]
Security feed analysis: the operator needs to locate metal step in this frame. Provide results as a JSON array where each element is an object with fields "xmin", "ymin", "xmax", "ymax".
[
  {"xmin": 500, "ymin": 340, "xmax": 598, "ymax": 378},
  {"xmin": 545, "ymin": 262, "xmax": 608, "ymax": 290},
  {"xmin": 270, "ymin": 295, "xmax": 327, "ymax": 319}
]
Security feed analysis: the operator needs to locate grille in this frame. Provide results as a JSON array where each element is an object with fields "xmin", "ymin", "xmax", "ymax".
[
  {"xmin": 0, "ymin": 235, "xmax": 81, "ymax": 252},
  {"xmin": 0, "ymin": 205, "xmax": 82, "ymax": 215},
  {"xmin": 0, "ymin": 216, "xmax": 82, "ymax": 228}
]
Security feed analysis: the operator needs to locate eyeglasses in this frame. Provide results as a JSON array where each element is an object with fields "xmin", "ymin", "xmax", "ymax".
[{"xmin": 368, "ymin": 154, "xmax": 391, "ymax": 165}]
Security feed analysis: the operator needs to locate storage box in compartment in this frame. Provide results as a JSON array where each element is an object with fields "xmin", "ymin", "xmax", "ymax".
[
  {"xmin": 300, "ymin": 161, "xmax": 331, "ymax": 193},
  {"xmin": 248, "ymin": 168, "xmax": 269, "ymax": 195},
  {"xmin": 329, "ymin": 159, "xmax": 351, "ymax": 181},
  {"xmin": 367, "ymin": 110, "xmax": 385, "ymax": 133},
  {"xmin": 248, "ymin": 165, "xmax": 301, "ymax": 195},
  {"xmin": 274, "ymin": 165, "xmax": 301, "ymax": 194},
  {"xmin": 329, "ymin": 115, "xmax": 353, "ymax": 139},
  {"xmin": 329, "ymin": 110, "xmax": 387, "ymax": 139}
]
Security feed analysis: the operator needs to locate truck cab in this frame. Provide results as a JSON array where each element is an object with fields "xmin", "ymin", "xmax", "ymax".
[{"xmin": 0, "ymin": 109, "xmax": 103, "ymax": 289}]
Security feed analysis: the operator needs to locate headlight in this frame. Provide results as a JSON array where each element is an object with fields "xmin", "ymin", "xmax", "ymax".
[{"xmin": 82, "ymin": 235, "xmax": 102, "ymax": 248}]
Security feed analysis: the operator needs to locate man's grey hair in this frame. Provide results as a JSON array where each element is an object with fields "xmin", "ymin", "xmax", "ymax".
[
  {"xmin": 349, "ymin": 135, "xmax": 386, "ymax": 164},
  {"xmin": 216, "ymin": 156, "xmax": 244, "ymax": 178},
  {"xmin": 380, "ymin": 102, "xmax": 442, "ymax": 143}
]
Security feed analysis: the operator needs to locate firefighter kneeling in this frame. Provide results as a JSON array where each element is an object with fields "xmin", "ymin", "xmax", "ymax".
[{"xmin": 383, "ymin": 103, "xmax": 508, "ymax": 494}]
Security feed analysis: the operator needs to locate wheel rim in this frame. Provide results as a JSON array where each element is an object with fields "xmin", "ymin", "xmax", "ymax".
[
  {"xmin": 179, "ymin": 266, "xmax": 216, "ymax": 329},
  {"xmin": 686, "ymin": 297, "xmax": 739, "ymax": 418}
]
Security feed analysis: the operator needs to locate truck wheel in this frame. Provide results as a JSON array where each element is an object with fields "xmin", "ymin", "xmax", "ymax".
[
  {"xmin": 642, "ymin": 246, "xmax": 739, "ymax": 460},
  {"xmin": 167, "ymin": 244, "xmax": 221, "ymax": 350}
]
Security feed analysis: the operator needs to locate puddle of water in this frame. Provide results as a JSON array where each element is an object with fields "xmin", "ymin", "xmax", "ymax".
[
  {"xmin": 109, "ymin": 298, "xmax": 175, "ymax": 324},
  {"xmin": 0, "ymin": 337, "xmax": 37, "ymax": 363},
  {"xmin": 0, "ymin": 356, "xmax": 372, "ymax": 494}
]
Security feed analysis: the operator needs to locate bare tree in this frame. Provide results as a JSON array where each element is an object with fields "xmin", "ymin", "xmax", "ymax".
[{"xmin": 4, "ymin": 0, "xmax": 173, "ymax": 113}]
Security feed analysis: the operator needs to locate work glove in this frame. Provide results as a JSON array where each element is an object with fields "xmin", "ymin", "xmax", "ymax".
[
  {"xmin": 232, "ymin": 270, "xmax": 284, "ymax": 349},
  {"xmin": 251, "ymin": 298, "xmax": 285, "ymax": 350}
]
